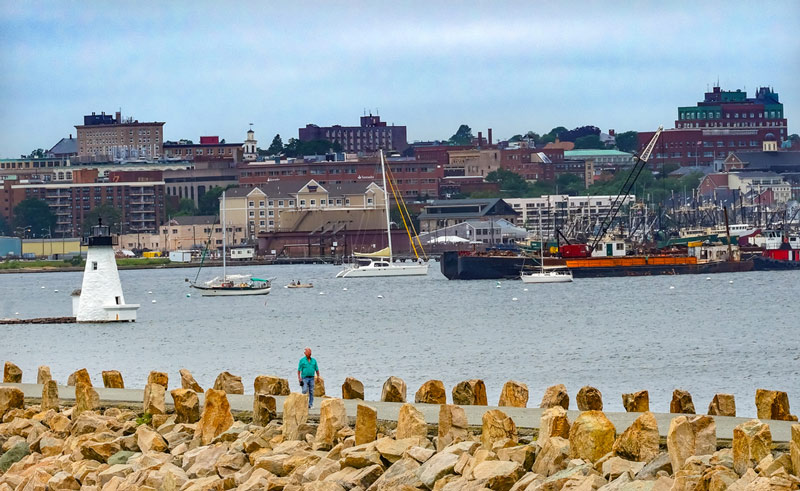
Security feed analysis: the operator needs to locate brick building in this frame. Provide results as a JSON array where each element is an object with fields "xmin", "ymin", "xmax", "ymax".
[
  {"xmin": 299, "ymin": 115, "xmax": 408, "ymax": 153},
  {"xmin": 75, "ymin": 111, "xmax": 165, "ymax": 161},
  {"xmin": 163, "ymin": 135, "xmax": 245, "ymax": 162}
]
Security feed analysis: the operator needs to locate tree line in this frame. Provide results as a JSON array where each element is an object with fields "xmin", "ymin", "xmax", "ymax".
[{"xmin": 444, "ymin": 124, "xmax": 639, "ymax": 152}]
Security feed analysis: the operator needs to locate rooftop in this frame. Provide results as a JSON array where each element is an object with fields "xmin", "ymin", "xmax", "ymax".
[
  {"xmin": 169, "ymin": 215, "xmax": 217, "ymax": 226},
  {"xmin": 564, "ymin": 150, "xmax": 633, "ymax": 157}
]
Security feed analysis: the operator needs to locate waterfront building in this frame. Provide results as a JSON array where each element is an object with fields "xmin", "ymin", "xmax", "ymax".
[
  {"xmin": 75, "ymin": 111, "xmax": 165, "ymax": 161},
  {"xmin": 418, "ymin": 217, "xmax": 527, "ymax": 245},
  {"xmin": 163, "ymin": 160, "xmax": 239, "ymax": 204},
  {"xmin": 505, "ymin": 195, "xmax": 636, "ymax": 233},
  {"xmin": 698, "ymin": 171, "xmax": 791, "ymax": 204},
  {"xmin": 298, "ymin": 114, "xmax": 408, "ymax": 153},
  {"xmin": 416, "ymin": 198, "xmax": 519, "ymax": 233},
  {"xmin": 21, "ymin": 238, "xmax": 81, "ymax": 258}
]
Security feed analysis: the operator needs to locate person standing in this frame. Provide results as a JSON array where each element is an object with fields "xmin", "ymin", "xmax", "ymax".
[{"xmin": 297, "ymin": 347, "xmax": 320, "ymax": 408}]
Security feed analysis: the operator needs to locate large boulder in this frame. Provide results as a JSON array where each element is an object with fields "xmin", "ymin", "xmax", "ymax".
[
  {"xmin": 532, "ymin": 436, "xmax": 570, "ymax": 476},
  {"xmin": 74, "ymin": 381, "xmax": 99, "ymax": 416},
  {"xmin": 342, "ymin": 377, "xmax": 364, "ymax": 400},
  {"xmin": 472, "ymin": 460, "xmax": 525, "ymax": 489},
  {"xmin": 253, "ymin": 375, "xmax": 290, "ymax": 395},
  {"xmin": 171, "ymin": 388, "xmax": 200, "ymax": 424},
  {"xmin": 179, "ymin": 368, "xmax": 203, "ymax": 392},
  {"xmin": 732, "ymin": 419, "xmax": 772, "ymax": 475},
  {"xmin": 3, "ymin": 361, "xmax": 22, "ymax": 383},
  {"xmin": 381, "ymin": 376, "xmax": 407, "ymax": 402},
  {"xmin": 481, "ymin": 409, "xmax": 518, "ymax": 448},
  {"xmin": 707, "ymin": 393, "xmax": 736, "ymax": 417},
  {"xmin": 666, "ymin": 414, "xmax": 716, "ymax": 471},
  {"xmin": 451, "ymin": 379, "xmax": 487, "ymax": 406},
  {"xmin": 253, "ymin": 393, "xmax": 276, "ymax": 426},
  {"xmin": 314, "ymin": 376, "xmax": 326, "ymax": 397},
  {"xmin": 438, "ymin": 404, "xmax": 469, "ymax": 451},
  {"xmin": 0, "ymin": 441, "xmax": 29, "ymax": 472},
  {"xmin": 755, "ymin": 389, "xmax": 794, "ymax": 421},
  {"xmin": 0, "ymin": 386, "xmax": 25, "ymax": 418},
  {"xmin": 576, "ymin": 386, "xmax": 603, "ymax": 411},
  {"xmin": 397, "ymin": 403, "xmax": 428, "ymax": 440},
  {"xmin": 143, "ymin": 382, "xmax": 166, "ymax": 415},
  {"xmin": 622, "ymin": 390, "xmax": 649, "ymax": 412},
  {"xmin": 540, "ymin": 384, "xmax": 569, "ymax": 410},
  {"xmin": 612, "ymin": 411, "xmax": 660, "ymax": 462},
  {"xmin": 282, "ymin": 392, "xmax": 309, "ymax": 440},
  {"xmin": 670, "ymin": 389, "xmax": 696, "ymax": 414},
  {"xmin": 147, "ymin": 370, "xmax": 168, "ymax": 387},
  {"xmin": 101, "ymin": 370, "xmax": 124, "ymax": 388},
  {"xmin": 136, "ymin": 424, "xmax": 168, "ymax": 453},
  {"xmin": 498, "ymin": 380, "xmax": 528, "ymax": 408},
  {"xmin": 67, "ymin": 368, "xmax": 92, "ymax": 386},
  {"xmin": 36, "ymin": 365, "xmax": 51, "ymax": 385},
  {"xmin": 415, "ymin": 380, "xmax": 447, "ymax": 405},
  {"xmin": 569, "ymin": 410, "xmax": 616, "ymax": 463},
  {"xmin": 41, "ymin": 379, "xmax": 59, "ymax": 411},
  {"xmin": 791, "ymin": 424, "xmax": 799, "ymax": 480},
  {"xmin": 356, "ymin": 403, "xmax": 378, "ymax": 445},
  {"xmin": 416, "ymin": 451, "xmax": 459, "ymax": 489},
  {"xmin": 213, "ymin": 371, "xmax": 244, "ymax": 394},
  {"xmin": 315, "ymin": 398, "xmax": 348, "ymax": 450},
  {"xmin": 195, "ymin": 388, "xmax": 234, "ymax": 445},
  {"xmin": 538, "ymin": 406, "xmax": 570, "ymax": 447}
]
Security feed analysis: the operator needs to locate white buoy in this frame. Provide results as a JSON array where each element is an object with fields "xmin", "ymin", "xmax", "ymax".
[
  {"xmin": 377, "ymin": 295, "xmax": 384, "ymax": 299},
  {"xmin": 319, "ymin": 292, "xmax": 325, "ymax": 295},
  {"xmin": 41, "ymin": 286, "xmax": 45, "ymax": 289},
  {"xmin": 342, "ymin": 288, "xmax": 348, "ymax": 291},
  {"xmin": 669, "ymin": 286, "xmax": 675, "ymax": 290},
  {"xmin": 14, "ymin": 312, "xmax": 19, "ymax": 315},
  {"xmin": 151, "ymin": 299, "xmax": 157, "ymax": 303},
  {"xmin": 147, "ymin": 291, "xmax": 153, "ymax": 294},
  {"xmin": 705, "ymin": 277, "xmax": 711, "ymax": 280},
  {"xmin": 496, "ymin": 285, "xmax": 501, "ymax": 288},
  {"xmin": 512, "ymin": 297, "xmax": 518, "ymax": 301},
  {"xmin": 729, "ymin": 280, "xmax": 733, "ymax": 284},
  {"xmin": 523, "ymin": 288, "xmax": 529, "ymax": 292},
  {"xmin": 186, "ymin": 293, "xmax": 191, "ymax": 298},
  {"xmin": 53, "ymin": 289, "xmax": 59, "ymax": 293}
]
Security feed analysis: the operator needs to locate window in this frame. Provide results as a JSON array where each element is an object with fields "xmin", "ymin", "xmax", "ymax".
[
  {"xmin": 259, "ymin": 220, "xmax": 265, "ymax": 226},
  {"xmin": 310, "ymin": 199, "xmax": 316, "ymax": 206},
  {"xmin": 259, "ymin": 201, "xmax": 265, "ymax": 207},
  {"xmin": 300, "ymin": 199, "xmax": 306, "ymax": 206},
  {"xmin": 249, "ymin": 211, "xmax": 254, "ymax": 217},
  {"xmin": 268, "ymin": 210, "xmax": 274, "ymax": 216},
  {"xmin": 268, "ymin": 200, "xmax": 274, "ymax": 207},
  {"xmin": 92, "ymin": 262, "xmax": 98, "ymax": 270},
  {"xmin": 249, "ymin": 201, "xmax": 254, "ymax": 208},
  {"xmin": 289, "ymin": 200, "xmax": 295, "ymax": 206},
  {"xmin": 320, "ymin": 200, "xmax": 326, "ymax": 205},
  {"xmin": 259, "ymin": 211, "xmax": 265, "ymax": 217},
  {"xmin": 278, "ymin": 200, "xmax": 284, "ymax": 207},
  {"xmin": 367, "ymin": 198, "xmax": 373, "ymax": 205}
]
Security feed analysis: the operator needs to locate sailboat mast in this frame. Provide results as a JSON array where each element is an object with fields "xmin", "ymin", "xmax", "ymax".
[
  {"xmin": 539, "ymin": 212, "xmax": 544, "ymax": 274},
  {"xmin": 222, "ymin": 190, "xmax": 227, "ymax": 278},
  {"xmin": 379, "ymin": 150, "xmax": 393, "ymax": 260}
]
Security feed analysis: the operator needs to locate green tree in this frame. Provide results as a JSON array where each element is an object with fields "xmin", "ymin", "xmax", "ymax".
[
  {"xmin": 556, "ymin": 174, "xmax": 585, "ymax": 195},
  {"xmin": 173, "ymin": 199, "xmax": 198, "ymax": 216},
  {"xmin": 0, "ymin": 215, "xmax": 10, "ymax": 236},
  {"xmin": 485, "ymin": 168, "xmax": 529, "ymax": 197},
  {"xmin": 525, "ymin": 131, "xmax": 541, "ymax": 145},
  {"xmin": 198, "ymin": 185, "xmax": 237, "ymax": 216},
  {"xmin": 12, "ymin": 198, "xmax": 55, "ymax": 237},
  {"xmin": 82, "ymin": 203, "xmax": 122, "ymax": 234},
  {"xmin": 509, "ymin": 134, "xmax": 523, "ymax": 142},
  {"xmin": 540, "ymin": 134, "xmax": 556, "ymax": 144},
  {"xmin": 22, "ymin": 148, "xmax": 46, "ymax": 159},
  {"xmin": 448, "ymin": 124, "xmax": 474, "ymax": 145},
  {"xmin": 267, "ymin": 134, "xmax": 284, "ymax": 155},
  {"xmin": 573, "ymin": 134, "xmax": 604, "ymax": 149},
  {"xmin": 614, "ymin": 131, "xmax": 638, "ymax": 153},
  {"xmin": 547, "ymin": 126, "xmax": 569, "ymax": 139},
  {"xmin": 283, "ymin": 138, "xmax": 342, "ymax": 157}
]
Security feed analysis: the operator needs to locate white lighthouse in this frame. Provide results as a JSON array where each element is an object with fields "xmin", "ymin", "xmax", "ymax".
[{"xmin": 74, "ymin": 219, "xmax": 139, "ymax": 322}]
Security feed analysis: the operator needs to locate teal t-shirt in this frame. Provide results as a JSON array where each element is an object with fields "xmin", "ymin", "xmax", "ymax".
[{"xmin": 298, "ymin": 357, "xmax": 318, "ymax": 378}]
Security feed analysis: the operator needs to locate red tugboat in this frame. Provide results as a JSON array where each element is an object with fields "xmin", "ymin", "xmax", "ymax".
[{"xmin": 752, "ymin": 235, "xmax": 800, "ymax": 270}]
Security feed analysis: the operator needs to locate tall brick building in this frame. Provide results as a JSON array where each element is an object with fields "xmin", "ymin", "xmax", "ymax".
[
  {"xmin": 75, "ymin": 111, "xmax": 165, "ymax": 161},
  {"xmin": 299, "ymin": 115, "xmax": 408, "ymax": 153}
]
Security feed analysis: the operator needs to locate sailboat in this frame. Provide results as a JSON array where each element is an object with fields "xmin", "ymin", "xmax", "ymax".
[
  {"xmin": 336, "ymin": 150, "xmax": 429, "ymax": 278},
  {"xmin": 190, "ymin": 190, "xmax": 272, "ymax": 296},
  {"xmin": 521, "ymin": 215, "xmax": 573, "ymax": 284}
]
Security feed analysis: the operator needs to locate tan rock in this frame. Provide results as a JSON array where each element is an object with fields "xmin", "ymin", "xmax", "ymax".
[
  {"xmin": 314, "ymin": 375, "xmax": 326, "ymax": 397},
  {"xmin": 602, "ymin": 455, "xmax": 645, "ymax": 480},
  {"xmin": 397, "ymin": 403, "xmax": 428, "ymax": 440},
  {"xmin": 101, "ymin": 370, "xmax": 124, "ymax": 389},
  {"xmin": 368, "ymin": 456, "xmax": 421, "ymax": 489},
  {"xmin": 36, "ymin": 366, "xmax": 51, "ymax": 385},
  {"xmin": 569, "ymin": 410, "xmax": 616, "ymax": 463},
  {"xmin": 451, "ymin": 379, "xmax": 488, "ymax": 406},
  {"xmin": 253, "ymin": 375, "xmax": 290, "ymax": 395},
  {"xmin": 732, "ymin": 419, "xmax": 772, "ymax": 475},
  {"xmin": 481, "ymin": 409, "xmax": 518, "ymax": 448},
  {"xmin": 416, "ymin": 451, "xmax": 460, "ymax": 488},
  {"xmin": 622, "ymin": 390, "xmax": 649, "ymax": 412},
  {"xmin": 532, "ymin": 436, "xmax": 570, "ymax": 476},
  {"xmin": 438, "ymin": 404, "xmax": 469, "ymax": 451},
  {"xmin": 253, "ymin": 393, "xmax": 276, "ymax": 426},
  {"xmin": 194, "ymin": 388, "xmax": 234, "ymax": 445},
  {"xmin": 755, "ymin": 389, "xmax": 793, "ymax": 421},
  {"xmin": 143, "ymin": 382, "xmax": 166, "ymax": 415},
  {"xmin": 791, "ymin": 424, "xmax": 799, "ymax": 483},
  {"xmin": 178, "ymin": 368, "xmax": 202, "ymax": 392},
  {"xmin": 612, "ymin": 411, "xmax": 659, "ymax": 462},
  {"xmin": 67, "ymin": 368, "xmax": 91, "ymax": 386},
  {"xmin": 472, "ymin": 460, "xmax": 524, "ymax": 489},
  {"xmin": 707, "ymin": 393, "xmax": 736, "ymax": 417},
  {"xmin": 381, "ymin": 376, "xmax": 407, "ymax": 403},
  {"xmin": 282, "ymin": 392, "xmax": 309, "ymax": 440},
  {"xmin": 212, "ymin": 371, "xmax": 244, "ymax": 394},
  {"xmin": 136, "ymin": 424, "xmax": 168, "ymax": 453},
  {"xmin": 356, "ymin": 403, "xmax": 377, "ymax": 445},
  {"xmin": 415, "ymin": 380, "xmax": 447, "ymax": 405},
  {"xmin": 74, "ymin": 381, "xmax": 99, "ymax": 416},
  {"xmin": 666, "ymin": 414, "xmax": 716, "ymax": 471},
  {"xmin": 538, "ymin": 406, "xmax": 570, "ymax": 447},
  {"xmin": 40, "ymin": 380, "xmax": 59, "ymax": 412},
  {"xmin": 146, "ymin": 370, "xmax": 168, "ymax": 387},
  {"xmin": 496, "ymin": 444, "xmax": 536, "ymax": 471},
  {"xmin": 0, "ymin": 386, "xmax": 24, "ymax": 418},
  {"xmin": 670, "ymin": 389, "xmax": 696, "ymax": 414},
  {"xmin": 341, "ymin": 377, "xmax": 364, "ymax": 400},
  {"xmin": 540, "ymin": 384, "xmax": 569, "ymax": 410},
  {"xmin": 170, "ymin": 388, "xmax": 200, "ymax": 424},
  {"xmin": 576, "ymin": 386, "xmax": 603, "ymax": 411},
  {"xmin": 46, "ymin": 471, "xmax": 80, "ymax": 490},
  {"xmin": 499, "ymin": 380, "xmax": 528, "ymax": 408},
  {"xmin": 315, "ymin": 398, "xmax": 348, "ymax": 449},
  {"xmin": 3, "ymin": 361, "xmax": 22, "ymax": 383},
  {"xmin": 375, "ymin": 437, "xmax": 422, "ymax": 463}
]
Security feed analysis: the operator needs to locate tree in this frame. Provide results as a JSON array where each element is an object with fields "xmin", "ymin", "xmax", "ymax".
[
  {"xmin": 82, "ymin": 203, "xmax": 122, "ymax": 234},
  {"xmin": 525, "ymin": 131, "xmax": 541, "ymax": 145},
  {"xmin": 485, "ymin": 168, "xmax": 529, "ymax": 197},
  {"xmin": 556, "ymin": 174, "xmax": 585, "ymax": 195},
  {"xmin": 448, "ymin": 124, "xmax": 474, "ymax": 145},
  {"xmin": 509, "ymin": 134, "xmax": 523, "ymax": 142},
  {"xmin": 283, "ymin": 138, "xmax": 342, "ymax": 157},
  {"xmin": 0, "ymin": 215, "xmax": 10, "ymax": 236},
  {"xmin": 197, "ymin": 185, "xmax": 237, "ymax": 216},
  {"xmin": 22, "ymin": 148, "xmax": 46, "ymax": 159},
  {"xmin": 615, "ymin": 131, "xmax": 638, "ymax": 153},
  {"xmin": 547, "ymin": 126, "xmax": 569, "ymax": 139},
  {"xmin": 12, "ymin": 198, "xmax": 55, "ymax": 237},
  {"xmin": 267, "ymin": 134, "xmax": 284, "ymax": 155},
  {"xmin": 173, "ymin": 199, "xmax": 198, "ymax": 217},
  {"xmin": 573, "ymin": 134, "xmax": 605, "ymax": 149}
]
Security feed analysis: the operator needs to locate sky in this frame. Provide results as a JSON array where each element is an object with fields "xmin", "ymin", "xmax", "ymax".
[{"xmin": 0, "ymin": 1, "xmax": 798, "ymax": 157}]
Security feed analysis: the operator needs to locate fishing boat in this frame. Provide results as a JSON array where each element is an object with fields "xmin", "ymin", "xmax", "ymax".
[
  {"xmin": 336, "ymin": 150, "xmax": 429, "ymax": 278},
  {"xmin": 190, "ymin": 190, "xmax": 271, "ymax": 296},
  {"xmin": 286, "ymin": 282, "xmax": 314, "ymax": 289},
  {"xmin": 521, "ymin": 216, "xmax": 573, "ymax": 283}
]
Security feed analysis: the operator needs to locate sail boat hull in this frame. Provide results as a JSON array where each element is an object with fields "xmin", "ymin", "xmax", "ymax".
[
  {"xmin": 190, "ymin": 284, "xmax": 271, "ymax": 296},
  {"xmin": 336, "ymin": 262, "xmax": 429, "ymax": 278}
]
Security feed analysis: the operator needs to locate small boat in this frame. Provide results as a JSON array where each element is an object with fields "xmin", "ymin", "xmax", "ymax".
[
  {"xmin": 521, "ymin": 267, "xmax": 573, "ymax": 284},
  {"xmin": 286, "ymin": 283, "xmax": 314, "ymax": 289}
]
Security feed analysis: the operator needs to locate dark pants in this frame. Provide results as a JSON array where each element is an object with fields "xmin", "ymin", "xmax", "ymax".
[{"xmin": 301, "ymin": 376, "xmax": 315, "ymax": 407}]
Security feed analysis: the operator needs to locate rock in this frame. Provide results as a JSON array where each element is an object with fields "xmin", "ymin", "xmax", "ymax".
[
  {"xmin": 178, "ymin": 368, "xmax": 203, "ymax": 392},
  {"xmin": 381, "ymin": 376, "xmax": 407, "ymax": 403},
  {"xmin": 452, "ymin": 379, "xmax": 488, "ymax": 406},
  {"xmin": 634, "ymin": 452, "xmax": 673, "ymax": 480},
  {"xmin": 282, "ymin": 392, "xmax": 309, "ymax": 440},
  {"xmin": 101, "ymin": 370, "xmax": 124, "ymax": 388},
  {"xmin": 670, "ymin": 389, "xmax": 696, "ymax": 414},
  {"xmin": 369, "ymin": 456, "xmax": 422, "ymax": 489},
  {"xmin": 314, "ymin": 376, "xmax": 327, "ymax": 397},
  {"xmin": 416, "ymin": 451, "xmax": 460, "ymax": 488},
  {"xmin": 143, "ymin": 382, "xmax": 166, "ymax": 415},
  {"xmin": 67, "ymin": 368, "xmax": 92, "ymax": 386},
  {"xmin": 194, "ymin": 388, "xmax": 234, "ymax": 445},
  {"xmin": 397, "ymin": 403, "xmax": 428, "ymax": 440},
  {"xmin": 212, "ymin": 371, "xmax": 244, "ymax": 394},
  {"xmin": 0, "ymin": 442, "xmax": 29, "ymax": 472},
  {"xmin": 146, "ymin": 370, "xmax": 168, "ymax": 387},
  {"xmin": 74, "ymin": 380, "xmax": 99, "ymax": 416},
  {"xmin": 327, "ymin": 463, "xmax": 383, "ymax": 489},
  {"xmin": 666, "ymin": 414, "xmax": 716, "ymax": 472},
  {"xmin": 538, "ymin": 406, "xmax": 571, "ymax": 447},
  {"xmin": 170, "ymin": 388, "xmax": 200, "ymax": 424},
  {"xmin": 40, "ymin": 379, "xmax": 59, "ymax": 412},
  {"xmin": 98, "ymin": 463, "xmax": 134, "ymax": 486},
  {"xmin": 499, "ymin": 380, "xmax": 529, "ymax": 408},
  {"xmin": 622, "ymin": 391, "xmax": 649, "ymax": 412},
  {"xmin": 732, "ymin": 419, "xmax": 772, "ymax": 475},
  {"xmin": 481, "ymin": 409, "xmax": 518, "ymax": 449},
  {"xmin": 438, "ymin": 404, "xmax": 469, "ymax": 451},
  {"xmin": 407, "ymin": 445, "xmax": 436, "ymax": 463},
  {"xmin": 707, "ymin": 393, "xmax": 736, "ymax": 417},
  {"xmin": 253, "ymin": 375, "xmax": 290, "ymax": 395},
  {"xmin": 341, "ymin": 377, "xmax": 364, "ymax": 400},
  {"xmin": 316, "ymin": 398, "xmax": 348, "ymax": 449},
  {"xmin": 253, "ymin": 393, "xmax": 276, "ymax": 426},
  {"xmin": 602, "ymin": 455, "xmax": 645, "ymax": 480},
  {"xmin": 473, "ymin": 460, "xmax": 525, "ymax": 489},
  {"xmin": 755, "ymin": 389, "xmax": 794, "ymax": 421},
  {"xmin": 356, "ymin": 403, "xmax": 377, "ymax": 445},
  {"xmin": 497, "ymin": 445, "xmax": 536, "ymax": 471},
  {"xmin": 612, "ymin": 411, "xmax": 660, "ymax": 462},
  {"xmin": 136, "ymin": 424, "xmax": 168, "ymax": 452},
  {"xmin": 540, "ymin": 384, "xmax": 569, "ymax": 410},
  {"xmin": 2, "ymin": 361, "xmax": 22, "ymax": 383},
  {"xmin": 0, "ymin": 386, "xmax": 25, "ymax": 418},
  {"xmin": 375, "ymin": 437, "xmax": 421, "ymax": 463},
  {"xmin": 107, "ymin": 450, "xmax": 135, "ymax": 465},
  {"xmin": 569, "ymin": 410, "xmax": 616, "ymax": 463},
  {"xmin": 532, "ymin": 436, "xmax": 570, "ymax": 476},
  {"xmin": 415, "ymin": 380, "xmax": 447, "ymax": 405},
  {"xmin": 576, "ymin": 386, "xmax": 603, "ymax": 411},
  {"xmin": 792, "ymin": 424, "xmax": 799, "ymax": 483},
  {"xmin": 36, "ymin": 365, "xmax": 51, "ymax": 385},
  {"xmin": 38, "ymin": 435, "xmax": 64, "ymax": 457},
  {"xmin": 46, "ymin": 471, "xmax": 80, "ymax": 490}
]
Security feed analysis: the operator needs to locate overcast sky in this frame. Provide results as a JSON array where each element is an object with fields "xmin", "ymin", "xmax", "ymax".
[{"xmin": 1, "ymin": 1, "xmax": 798, "ymax": 157}]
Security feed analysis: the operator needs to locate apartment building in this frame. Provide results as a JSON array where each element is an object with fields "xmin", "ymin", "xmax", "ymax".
[{"xmin": 75, "ymin": 111, "xmax": 165, "ymax": 161}]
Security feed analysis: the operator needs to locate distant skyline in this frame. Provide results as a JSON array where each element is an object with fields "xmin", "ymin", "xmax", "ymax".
[{"xmin": 1, "ymin": 0, "xmax": 798, "ymax": 157}]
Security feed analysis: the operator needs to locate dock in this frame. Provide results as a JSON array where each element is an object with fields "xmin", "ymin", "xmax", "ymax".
[{"xmin": 0, "ymin": 317, "xmax": 76, "ymax": 325}]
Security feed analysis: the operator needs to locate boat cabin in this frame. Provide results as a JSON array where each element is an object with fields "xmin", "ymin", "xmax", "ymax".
[{"xmin": 591, "ymin": 240, "xmax": 627, "ymax": 257}]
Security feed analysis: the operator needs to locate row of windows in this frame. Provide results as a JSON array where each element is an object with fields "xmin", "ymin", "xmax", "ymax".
[
  {"xmin": 680, "ymin": 110, "xmax": 783, "ymax": 120},
  {"xmin": 678, "ymin": 121, "xmax": 784, "ymax": 129}
]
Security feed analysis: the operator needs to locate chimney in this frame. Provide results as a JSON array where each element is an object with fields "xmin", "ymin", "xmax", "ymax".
[
  {"xmin": 115, "ymin": 111, "xmax": 121, "ymax": 123},
  {"xmin": 609, "ymin": 129, "xmax": 615, "ymax": 136},
  {"xmin": 478, "ymin": 131, "xmax": 483, "ymax": 147},
  {"xmin": 69, "ymin": 133, "xmax": 72, "ymax": 139},
  {"xmin": 488, "ymin": 128, "xmax": 493, "ymax": 145}
]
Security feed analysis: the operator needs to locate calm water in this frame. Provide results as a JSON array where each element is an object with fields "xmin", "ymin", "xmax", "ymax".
[{"xmin": 2, "ymin": 263, "xmax": 798, "ymax": 417}]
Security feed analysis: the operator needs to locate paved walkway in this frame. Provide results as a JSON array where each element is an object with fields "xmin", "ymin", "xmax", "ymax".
[{"xmin": 4, "ymin": 383, "xmax": 795, "ymax": 444}]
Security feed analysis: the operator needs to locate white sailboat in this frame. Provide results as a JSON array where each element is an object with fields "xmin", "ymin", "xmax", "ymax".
[
  {"xmin": 521, "ymin": 215, "xmax": 573, "ymax": 284},
  {"xmin": 336, "ymin": 151, "xmax": 429, "ymax": 278},
  {"xmin": 190, "ymin": 190, "xmax": 271, "ymax": 296}
]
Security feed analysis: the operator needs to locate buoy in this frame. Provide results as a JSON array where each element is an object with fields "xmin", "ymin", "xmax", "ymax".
[
  {"xmin": 377, "ymin": 295, "xmax": 384, "ymax": 299},
  {"xmin": 319, "ymin": 292, "xmax": 325, "ymax": 295},
  {"xmin": 342, "ymin": 288, "xmax": 348, "ymax": 291},
  {"xmin": 41, "ymin": 286, "xmax": 45, "ymax": 289},
  {"xmin": 147, "ymin": 291, "xmax": 153, "ymax": 294},
  {"xmin": 729, "ymin": 280, "xmax": 733, "ymax": 284},
  {"xmin": 186, "ymin": 293, "xmax": 191, "ymax": 298},
  {"xmin": 669, "ymin": 286, "xmax": 675, "ymax": 290},
  {"xmin": 14, "ymin": 312, "xmax": 19, "ymax": 315},
  {"xmin": 523, "ymin": 288, "xmax": 529, "ymax": 292},
  {"xmin": 495, "ymin": 285, "xmax": 501, "ymax": 288},
  {"xmin": 151, "ymin": 299, "xmax": 157, "ymax": 303},
  {"xmin": 53, "ymin": 289, "xmax": 59, "ymax": 293},
  {"xmin": 512, "ymin": 297, "xmax": 518, "ymax": 301}
]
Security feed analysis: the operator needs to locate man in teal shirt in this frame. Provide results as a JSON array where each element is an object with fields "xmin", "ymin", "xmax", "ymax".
[{"xmin": 297, "ymin": 347, "xmax": 320, "ymax": 408}]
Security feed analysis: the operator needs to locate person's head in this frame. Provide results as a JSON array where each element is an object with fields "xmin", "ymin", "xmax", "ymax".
[{"xmin": 304, "ymin": 347, "xmax": 312, "ymax": 358}]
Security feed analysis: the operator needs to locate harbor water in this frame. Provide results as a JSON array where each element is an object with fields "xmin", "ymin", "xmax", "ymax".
[{"xmin": 2, "ymin": 263, "xmax": 798, "ymax": 417}]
